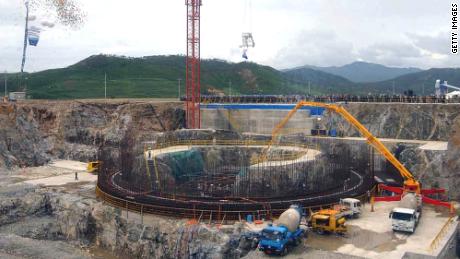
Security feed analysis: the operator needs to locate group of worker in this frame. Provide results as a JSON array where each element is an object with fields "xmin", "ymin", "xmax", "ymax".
[{"xmin": 199, "ymin": 94, "xmax": 460, "ymax": 104}]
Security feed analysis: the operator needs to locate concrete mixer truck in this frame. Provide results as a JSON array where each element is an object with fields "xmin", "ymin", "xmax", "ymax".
[
  {"xmin": 258, "ymin": 205, "xmax": 306, "ymax": 255},
  {"xmin": 389, "ymin": 192, "xmax": 422, "ymax": 233}
]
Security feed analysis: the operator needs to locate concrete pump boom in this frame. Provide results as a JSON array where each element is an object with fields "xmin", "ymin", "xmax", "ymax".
[{"xmin": 264, "ymin": 101, "xmax": 420, "ymax": 193}]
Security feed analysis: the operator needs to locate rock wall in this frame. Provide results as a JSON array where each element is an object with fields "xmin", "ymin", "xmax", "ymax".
[
  {"xmin": 0, "ymin": 184, "xmax": 246, "ymax": 259},
  {"xmin": 0, "ymin": 101, "xmax": 185, "ymax": 169},
  {"xmin": 445, "ymin": 116, "xmax": 460, "ymax": 201},
  {"xmin": 324, "ymin": 103, "xmax": 460, "ymax": 141},
  {"xmin": 202, "ymin": 103, "xmax": 460, "ymax": 141}
]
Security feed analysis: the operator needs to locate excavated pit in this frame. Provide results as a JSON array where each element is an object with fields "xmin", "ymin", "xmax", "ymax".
[
  {"xmin": 97, "ymin": 129, "xmax": 376, "ymax": 220},
  {"xmin": 0, "ymin": 101, "xmax": 459, "ymax": 258}
]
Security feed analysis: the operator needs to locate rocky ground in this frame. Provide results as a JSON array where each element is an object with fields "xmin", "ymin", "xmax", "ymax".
[
  {"xmin": 325, "ymin": 103, "xmax": 460, "ymax": 141},
  {"xmin": 0, "ymin": 163, "xmax": 389, "ymax": 259},
  {"xmin": 0, "ymin": 100, "xmax": 459, "ymax": 258},
  {"xmin": 0, "ymin": 163, "xmax": 249, "ymax": 259},
  {"xmin": 445, "ymin": 114, "xmax": 460, "ymax": 201},
  {"xmin": 0, "ymin": 100, "xmax": 184, "ymax": 169}
]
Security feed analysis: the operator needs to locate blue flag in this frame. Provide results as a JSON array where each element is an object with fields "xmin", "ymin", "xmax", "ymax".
[{"xmin": 28, "ymin": 26, "xmax": 40, "ymax": 46}]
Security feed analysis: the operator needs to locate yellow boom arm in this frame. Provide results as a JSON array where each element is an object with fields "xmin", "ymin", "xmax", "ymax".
[{"xmin": 264, "ymin": 101, "xmax": 418, "ymax": 191}]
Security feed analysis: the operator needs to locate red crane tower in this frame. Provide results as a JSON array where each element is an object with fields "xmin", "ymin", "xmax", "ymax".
[{"xmin": 185, "ymin": 0, "xmax": 201, "ymax": 128}]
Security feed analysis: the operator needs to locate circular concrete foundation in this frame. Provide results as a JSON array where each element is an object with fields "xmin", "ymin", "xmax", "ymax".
[{"xmin": 97, "ymin": 130, "xmax": 375, "ymax": 220}]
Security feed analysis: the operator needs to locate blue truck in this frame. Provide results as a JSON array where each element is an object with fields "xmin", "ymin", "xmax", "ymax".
[{"xmin": 258, "ymin": 205, "xmax": 306, "ymax": 256}]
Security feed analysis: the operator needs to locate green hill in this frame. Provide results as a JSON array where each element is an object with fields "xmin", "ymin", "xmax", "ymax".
[
  {"xmin": 2, "ymin": 55, "xmax": 458, "ymax": 99},
  {"xmin": 3, "ymin": 55, "xmax": 323, "ymax": 99},
  {"xmin": 361, "ymin": 68, "xmax": 460, "ymax": 95},
  {"xmin": 289, "ymin": 62, "xmax": 422, "ymax": 83},
  {"xmin": 282, "ymin": 67, "xmax": 356, "ymax": 93}
]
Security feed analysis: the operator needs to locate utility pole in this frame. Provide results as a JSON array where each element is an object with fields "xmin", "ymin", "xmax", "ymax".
[
  {"xmin": 228, "ymin": 80, "xmax": 232, "ymax": 97},
  {"xmin": 422, "ymin": 82, "xmax": 425, "ymax": 96},
  {"xmin": 308, "ymin": 81, "xmax": 311, "ymax": 95},
  {"xmin": 4, "ymin": 71, "xmax": 7, "ymax": 97},
  {"xmin": 177, "ymin": 78, "xmax": 181, "ymax": 100},
  {"xmin": 104, "ymin": 73, "xmax": 107, "ymax": 99},
  {"xmin": 392, "ymin": 81, "xmax": 395, "ymax": 95}
]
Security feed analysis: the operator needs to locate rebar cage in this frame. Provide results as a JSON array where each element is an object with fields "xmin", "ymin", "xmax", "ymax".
[{"xmin": 97, "ymin": 130, "xmax": 378, "ymax": 220}]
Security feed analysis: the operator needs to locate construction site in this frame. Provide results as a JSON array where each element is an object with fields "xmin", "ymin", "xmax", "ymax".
[
  {"xmin": 1, "ymin": 0, "xmax": 460, "ymax": 259},
  {"xmin": 0, "ymin": 99, "xmax": 458, "ymax": 259}
]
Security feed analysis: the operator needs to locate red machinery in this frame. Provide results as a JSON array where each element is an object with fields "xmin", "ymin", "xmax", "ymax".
[
  {"xmin": 263, "ymin": 101, "xmax": 454, "ymax": 213},
  {"xmin": 185, "ymin": 0, "xmax": 201, "ymax": 129},
  {"xmin": 374, "ymin": 184, "xmax": 453, "ymax": 212}
]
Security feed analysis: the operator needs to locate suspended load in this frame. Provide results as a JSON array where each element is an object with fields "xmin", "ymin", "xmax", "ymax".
[
  {"xmin": 240, "ymin": 32, "xmax": 255, "ymax": 60},
  {"xmin": 242, "ymin": 49, "xmax": 248, "ymax": 60},
  {"xmin": 240, "ymin": 0, "xmax": 255, "ymax": 59}
]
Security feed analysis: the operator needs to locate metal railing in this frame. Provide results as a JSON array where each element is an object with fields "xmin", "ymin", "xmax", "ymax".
[
  {"xmin": 144, "ymin": 139, "xmax": 316, "ymax": 151},
  {"xmin": 144, "ymin": 139, "xmax": 316, "ymax": 167},
  {"xmin": 96, "ymin": 184, "xmax": 376, "ymax": 222},
  {"xmin": 199, "ymin": 95, "xmax": 460, "ymax": 104},
  {"xmin": 428, "ymin": 215, "xmax": 457, "ymax": 253}
]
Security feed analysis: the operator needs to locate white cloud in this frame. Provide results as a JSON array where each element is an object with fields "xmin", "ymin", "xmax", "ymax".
[
  {"xmin": 408, "ymin": 32, "xmax": 451, "ymax": 55},
  {"xmin": 270, "ymin": 30, "xmax": 356, "ymax": 69},
  {"xmin": 357, "ymin": 41, "xmax": 423, "ymax": 67},
  {"xmin": 0, "ymin": 0, "xmax": 458, "ymax": 72}
]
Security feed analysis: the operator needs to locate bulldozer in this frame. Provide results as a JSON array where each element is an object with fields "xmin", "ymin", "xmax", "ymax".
[
  {"xmin": 87, "ymin": 161, "xmax": 102, "ymax": 174},
  {"xmin": 310, "ymin": 209, "xmax": 347, "ymax": 235}
]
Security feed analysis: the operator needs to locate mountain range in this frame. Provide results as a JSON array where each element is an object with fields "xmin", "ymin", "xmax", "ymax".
[
  {"xmin": 2, "ymin": 55, "xmax": 459, "ymax": 99},
  {"xmin": 287, "ymin": 61, "xmax": 423, "ymax": 83}
]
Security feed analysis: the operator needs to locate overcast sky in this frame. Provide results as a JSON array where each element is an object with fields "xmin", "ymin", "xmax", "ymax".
[{"xmin": 0, "ymin": 0, "xmax": 458, "ymax": 72}]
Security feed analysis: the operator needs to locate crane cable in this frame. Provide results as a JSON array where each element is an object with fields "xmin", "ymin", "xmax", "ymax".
[
  {"xmin": 242, "ymin": 0, "xmax": 253, "ymax": 33},
  {"xmin": 240, "ymin": 0, "xmax": 255, "ymax": 59}
]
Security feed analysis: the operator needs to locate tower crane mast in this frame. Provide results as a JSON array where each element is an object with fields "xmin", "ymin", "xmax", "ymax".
[{"xmin": 185, "ymin": 0, "xmax": 201, "ymax": 129}]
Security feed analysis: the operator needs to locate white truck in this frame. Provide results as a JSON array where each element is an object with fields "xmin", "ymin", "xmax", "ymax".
[
  {"xmin": 338, "ymin": 198, "xmax": 362, "ymax": 218},
  {"xmin": 389, "ymin": 193, "xmax": 422, "ymax": 233}
]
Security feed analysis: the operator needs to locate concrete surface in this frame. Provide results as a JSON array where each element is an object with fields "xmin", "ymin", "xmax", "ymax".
[
  {"xmin": 201, "ymin": 107, "xmax": 315, "ymax": 134},
  {"xmin": 305, "ymin": 136, "xmax": 448, "ymax": 151},
  {"xmin": 243, "ymin": 202, "xmax": 457, "ymax": 259},
  {"xmin": 48, "ymin": 160, "xmax": 88, "ymax": 171},
  {"xmin": 418, "ymin": 142, "xmax": 448, "ymax": 151},
  {"xmin": 17, "ymin": 160, "xmax": 97, "ymax": 188},
  {"xmin": 306, "ymin": 202, "xmax": 456, "ymax": 259},
  {"xmin": 148, "ymin": 144, "xmax": 320, "ymax": 163},
  {"xmin": 23, "ymin": 171, "xmax": 97, "ymax": 187}
]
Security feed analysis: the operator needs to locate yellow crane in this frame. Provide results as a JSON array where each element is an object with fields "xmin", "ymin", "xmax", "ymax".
[
  {"xmin": 261, "ymin": 101, "xmax": 453, "ymax": 211},
  {"xmin": 260, "ymin": 101, "xmax": 420, "ymax": 193}
]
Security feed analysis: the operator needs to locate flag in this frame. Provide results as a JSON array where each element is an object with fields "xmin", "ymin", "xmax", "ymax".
[{"xmin": 28, "ymin": 26, "xmax": 41, "ymax": 46}]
